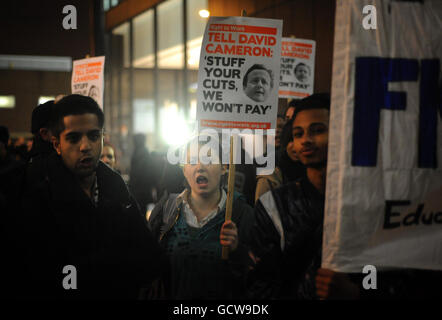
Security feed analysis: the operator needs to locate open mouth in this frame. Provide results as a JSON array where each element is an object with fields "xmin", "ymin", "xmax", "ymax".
[
  {"xmin": 196, "ymin": 175, "xmax": 209, "ymax": 186},
  {"xmin": 79, "ymin": 157, "xmax": 94, "ymax": 166}
]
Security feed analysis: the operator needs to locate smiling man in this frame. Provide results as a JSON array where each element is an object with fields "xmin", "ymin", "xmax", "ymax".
[
  {"xmin": 247, "ymin": 93, "xmax": 330, "ymax": 299},
  {"xmin": 243, "ymin": 64, "xmax": 274, "ymax": 102},
  {"xmin": 17, "ymin": 94, "xmax": 166, "ymax": 299}
]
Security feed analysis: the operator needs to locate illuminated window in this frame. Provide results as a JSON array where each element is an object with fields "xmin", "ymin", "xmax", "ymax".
[
  {"xmin": 134, "ymin": 98, "xmax": 155, "ymax": 134},
  {"xmin": 133, "ymin": 9, "xmax": 154, "ymax": 68},
  {"xmin": 0, "ymin": 95, "xmax": 15, "ymax": 108},
  {"xmin": 103, "ymin": 0, "xmax": 110, "ymax": 11},
  {"xmin": 112, "ymin": 22, "xmax": 130, "ymax": 68},
  {"xmin": 160, "ymin": 101, "xmax": 192, "ymax": 146},
  {"xmin": 158, "ymin": 0, "xmax": 184, "ymax": 69},
  {"xmin": 187, "ymin": 0, "xmax": 208, "ymax": 69},
  {"xmin": 108, "ymin": 0, "xmax": 209, "ymax": 150}
]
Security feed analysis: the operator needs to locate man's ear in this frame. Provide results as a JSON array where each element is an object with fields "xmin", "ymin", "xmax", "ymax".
[
  {"xmin": 51, "ymin": 136, "xmax": 61, "ymax": 155},
  {"xmin": 39, "ymin": 128, "xmax": 51, "ymax": 142}
]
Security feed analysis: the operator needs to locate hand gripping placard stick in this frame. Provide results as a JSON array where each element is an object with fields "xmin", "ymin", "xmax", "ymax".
[{"xmin": 221, "ymin": 135, "xmax": 236, "ymax": 260}]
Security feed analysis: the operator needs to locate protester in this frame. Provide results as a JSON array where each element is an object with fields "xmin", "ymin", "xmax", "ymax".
[
  {"xmin": 100, "ymin": 142, "xmax": 117, "ymax": 169},
  {"xmin": 0, "ymin": 126, "xmax": 22, "ymax": 174},
  {"xmin": 129, "ymin": 133, "xmax": 155, "ymax": 214},
  {"xmin": 0, "ymin": 125, "xmax": 20, "ymax": 299},
  {"xmin": 150, "ymin": 151, "xmax": 185, "ymax": 201},
  {"xmin": 248, "ymin": 93, "xmax": 330, "ymax": 299},
  {"xmin": 255, "ymin": 116, "xmax": 306, "ymax": 202},
  {"xmin": 21, "ymin": 100, "xmax": 58, "ymax": 190},
  {"xmin": 28, "ymin": 100, "xmax": 56, "ymax": 161},
  {"xmin": 15, "ymin": 94, "xmax": 166, "ymax": 299},
  {"xmin": 0, "ymin": 125, "xmax": 25, "ymax": 200},
  {"xmin": 11, "ymin": 138, "xmax": 29, "ymax": 162},
  {"xmin": 148, "ymin": 134, "xmax": 254, "ymax": 299}
]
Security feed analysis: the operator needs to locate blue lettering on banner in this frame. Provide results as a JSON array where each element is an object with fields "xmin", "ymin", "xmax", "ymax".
[
  {"xmin": 352, "ymin": 57, "xmax": 418, "ymax": 167},
  {"xmin": 352, "ymin": 57, "xmax": 441, "ymax": 168},
  {"xmin": 419, "ymin": 59, "xmax": 441, "ymax": 168}
]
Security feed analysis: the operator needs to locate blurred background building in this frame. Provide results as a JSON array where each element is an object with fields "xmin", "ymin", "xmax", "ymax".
[{"xmin": 0, "ymin": 0, "xmax": 335, "ymax": 174}]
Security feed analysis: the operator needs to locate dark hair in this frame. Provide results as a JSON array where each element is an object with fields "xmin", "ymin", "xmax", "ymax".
[
  {"xmin": 242, "ymin": 64, "xmax": 274, "ymax": 89},
  {"xmin": 31, "ymin": 100, "xmax": 55, "ymax": 134},
  {"xmin": 288, "ymin": 98, "xmax": 300, "ymax": 108},
  {"xmin": 280, "ymin": 117, "xmax": 294, "ymax": 150},
  {"xmin": 52, "ymin": 94, "xmax": 104, "ymax": 137},
  {"xmin": 292, "ymin": 93, "xmax": 331, "ymax": 121}
]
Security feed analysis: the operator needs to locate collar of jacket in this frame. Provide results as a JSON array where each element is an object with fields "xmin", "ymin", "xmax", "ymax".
[
  {"xmin": 157, "ymin": 189, "xmax": 246, "ymax": 242},
  {"xmin": 45, "ymin": 153, "xmax": 131, "ymax": 206}
]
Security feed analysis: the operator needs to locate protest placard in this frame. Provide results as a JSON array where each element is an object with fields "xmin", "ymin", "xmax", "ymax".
[
  {"xmin": 278, "ymin": 37, "xmax": 315, "ymax": 98},
  {"xmin": 71, "ymin": 56, "xmax": 105, "ymax": 109},
  {"xmin": 322, "ymin": 0, "xmax": 442, "ymax": 272},
  {"xmin": 196, "ymin": 16, "xmax": 283, "ymax": 131}
]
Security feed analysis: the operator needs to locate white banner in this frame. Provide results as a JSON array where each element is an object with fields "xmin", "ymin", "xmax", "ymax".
[
  {"xmin": 71, "ymin": 56, "xmax": 105, "ymax": 109},
  {"xmin": 278, "ymin": 37, "xmax": 315, "ymax": 99},
  {"xmin": 323, "ymin": 0, "xmax": 442, "ymax": 272},
  {"xmin": 196, "ymin": 16, "xmax": 282, "ymax": 131}
]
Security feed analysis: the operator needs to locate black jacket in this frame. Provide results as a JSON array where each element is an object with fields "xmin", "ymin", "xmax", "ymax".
[
  {"xmin": 249, "ymin": 177, "xmax": 442, "ymax": 299},
  {"xmin": 248, "ymin": 177, "xmax": 324, "ymax": 299},
  {"xmin": 14, "ymin": 153, "xmax": 167, "ymax": 299}
]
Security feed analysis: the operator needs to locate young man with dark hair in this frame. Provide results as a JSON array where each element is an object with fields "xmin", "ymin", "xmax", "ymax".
[
  {"xmin": 248, "ymin": 93, "xmax": 442, "ymax": 300},
  {"xmin": 248, "ymin": 93, "xmax": 331, "ymax": 299},
  {"xmin": 16, "ymin": 94, "xmax": 166, "ymax": 299}
]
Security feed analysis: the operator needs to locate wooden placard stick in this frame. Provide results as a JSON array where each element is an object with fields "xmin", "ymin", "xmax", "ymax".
[
  {"xmin": 221, "ymin": 8, "xmax": 247, "ymax": 260},
  {"xmin": 221, "ymin": 135, "xmax": 236, "ymax": 260}
]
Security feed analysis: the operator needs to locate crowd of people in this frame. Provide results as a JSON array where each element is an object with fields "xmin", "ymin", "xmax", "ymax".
[{"xmin": 0, "ymin": 93, "xmax": 440, "ymax": 300}]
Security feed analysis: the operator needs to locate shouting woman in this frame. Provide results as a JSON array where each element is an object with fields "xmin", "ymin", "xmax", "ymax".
[{"xmin": 148, "ymin": 134, "xmax": 254, "ymax": 299}]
